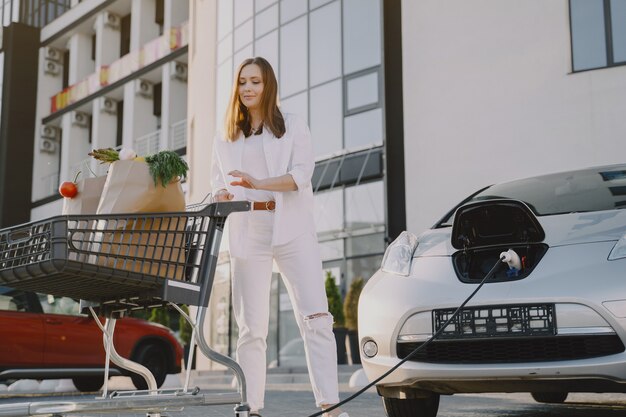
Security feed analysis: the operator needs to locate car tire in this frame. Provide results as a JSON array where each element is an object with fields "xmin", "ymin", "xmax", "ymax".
[
  {"xmin": 130, "ymin": 343, "xmax": 169, "ymax": 390},
  {"xmin": 72, "ymin": 376, "xmax": 104, "ymax": 392},
  {"xmin": 531, "ymin": 392, "xmax": 568, "ymax": 404},
  {"xmin": 382, "ymin": 394, "xmax": 440, "ymax": 417}
]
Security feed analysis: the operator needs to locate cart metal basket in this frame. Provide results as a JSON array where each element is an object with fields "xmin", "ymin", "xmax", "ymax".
[{"xmin": 0, "ymin": 201, "xmax": 251, "ymax": 417}]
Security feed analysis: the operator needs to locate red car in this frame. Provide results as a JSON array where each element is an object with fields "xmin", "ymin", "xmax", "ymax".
[{"xmin": 0, "ymin": 286, "xmax": 183, "ymax": 392}]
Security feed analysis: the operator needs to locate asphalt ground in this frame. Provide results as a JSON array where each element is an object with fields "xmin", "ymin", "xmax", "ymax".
[
  {"xmin": 2, "ymin": 375, "xmax": 626, "ymax": 417},
  {"xmin": 3, "ymin": 390, "xmax": 626, "ymax": 417}
]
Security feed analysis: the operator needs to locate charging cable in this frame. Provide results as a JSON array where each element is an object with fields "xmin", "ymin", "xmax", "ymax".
[{"xmin": 307, "ymin": 251, "xmax": 514, "ymax": 417}]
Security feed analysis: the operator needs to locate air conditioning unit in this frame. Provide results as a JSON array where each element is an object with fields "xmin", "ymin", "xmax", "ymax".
[
  {"xmin": 39, "ymin": 138, "xmax": 58, "ymax": 153},
  {"xmin": 40, "ymin": 124, "xmax": 60, "ymax": 140},
  {"xmin": 170, "ymin": 61, "xmax": 188, "ymax": 82},
  {"xmin": 99, "ymin": 96, "xmax": 117, "ymax": 114},
  {"xmin": 71, "ymin": 111, "xmax": 90, "ymax": 128},
  {"xmin": 103, "ymin": 11, "xmax": 121, "ymax": 29},
  {"xmin": 43, "ymin": 59, "xmax": 61, "ymax": 76},
  {"xmin": 134, "ymin": 79, "xmax": 153, "ymax": 98},
  {"xmin": 44, "ymin": 46, "xmax": 61, "ymax": 62}
]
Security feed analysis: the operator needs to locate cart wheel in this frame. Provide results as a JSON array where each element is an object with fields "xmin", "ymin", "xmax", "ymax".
[
  {"xmin": 131, "ymin": 343, "xmax": 169, "ymax": 390},
  {"xmin": 72, "ymin": 376, "xmax": 104, "ymax": 392}
]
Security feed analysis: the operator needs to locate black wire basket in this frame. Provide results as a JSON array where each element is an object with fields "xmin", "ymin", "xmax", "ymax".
[{"xmin": 0, "ymin": 201, "xmax": 249, "ymax": 312}]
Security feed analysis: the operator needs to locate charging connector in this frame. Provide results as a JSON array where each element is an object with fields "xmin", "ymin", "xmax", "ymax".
[{"xmin": 500, "ymin": 249, "xmax": 522, "ymax": 270}]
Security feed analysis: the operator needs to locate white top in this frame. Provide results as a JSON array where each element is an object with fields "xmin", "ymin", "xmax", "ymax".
[
  {"xmin": 241, "ymin": 131, "xmax": 274, "ymax": 202},
  {"xmin": 211, "ymin": 113, "xmax": 316, "ymax": 257}
]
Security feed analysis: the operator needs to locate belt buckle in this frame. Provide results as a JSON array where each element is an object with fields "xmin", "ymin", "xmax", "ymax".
[{"xmin": 266, "ymin": 201, "xmax": 275, "ymax": 212}]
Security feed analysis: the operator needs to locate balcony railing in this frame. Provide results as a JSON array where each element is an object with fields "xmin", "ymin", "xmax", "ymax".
[
  {"xmin": 134, "ymin": 130, "xmax": 161, "ymax": 156},
  {"xmin": 169, "ymin": 120, "xmax": 187, "ymax": 150},
  {"xmin": 50, "ymin": 21, "xmax": 189, "ymax": 114},
  {"xmin": 41, "ymin": 171, "xmax": 59, "ymax": 198},
  {"xmin": 69, "ymin": 145, "xmax": 123, "ymax": 181}
]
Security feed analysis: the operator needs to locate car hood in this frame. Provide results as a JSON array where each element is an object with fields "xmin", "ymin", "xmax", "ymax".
[{"xmin": 416, "ymin": 210, "xmax": 626, "ymax": 257}]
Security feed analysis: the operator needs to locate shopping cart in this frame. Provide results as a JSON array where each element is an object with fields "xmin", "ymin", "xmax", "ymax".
[{"xmin": 0, "ymin": 201, "xmax": 251, "ymax": 417}]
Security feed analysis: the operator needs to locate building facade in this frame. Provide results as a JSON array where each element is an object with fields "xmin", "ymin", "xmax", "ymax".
[
  {"xmin": 29, "ymin": 0, "xmax": 189, "ymax": 221},
  {"xmin": 402, "ymin": 0, "xmax": 626, "ymax": 234},
  {"xmin": 188, "ymin": 0, "xmax": 626, "ymax": 369},
  {"xmin": 188, "ymin": 0, "xmax": 396, "ymax": 369},
  {"xmin": 2, "ymin": 0, "xmax": 623, "ymax": 371},
  {"xmin": 0, "ymin": 0, "xmax": 73, "ymax": 228}
]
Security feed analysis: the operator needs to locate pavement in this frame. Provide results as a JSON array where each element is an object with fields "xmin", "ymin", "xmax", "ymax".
[
  {"xmin": 0, "ymin": 364, "xmax": 366, "ymax": 395},
  {"xmin": 0, "ymin": 365, "xmax": 376, "ymax": 416},
  {"xmin": 3, "ymin": 367, "xmax": 626, "ymax": 417}
]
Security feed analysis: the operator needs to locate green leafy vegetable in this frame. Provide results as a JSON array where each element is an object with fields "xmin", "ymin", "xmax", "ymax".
[
  {"xmin": 88, "ymin": 148, "xmax": 120, "ymax": 163},
  {"xmin": 145, "ymin": 150, "xmax": 189, "ymax": 187},
  {"xmin": 88, "ymin": 148, "xmax": 189, "ymax": 187}
]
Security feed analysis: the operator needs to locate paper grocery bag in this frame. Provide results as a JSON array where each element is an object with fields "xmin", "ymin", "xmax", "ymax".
[
  {"xmin": 97, "ymin": 216, "xmax": 188, "ymax": 279},
  {"xmin": 95, "ymin": 160, "xmax": 187, "ymax": 280},
  {"xmin": 63, "ymin": 176, "xmax": 107, "ymax": 263},
  {"xmin": 96, "ymin": 160, "xmax": 185, "ymax": 214},
  {"xmin": 62, "ymin": 176, "xmax": 107, "ymax": 215}
]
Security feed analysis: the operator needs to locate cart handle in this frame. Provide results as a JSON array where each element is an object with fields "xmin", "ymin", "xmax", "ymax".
[
  {"xmin": 8, "ymin": 229, "xmax": 31, "ymax": 244},
  {"xmin": 198, "ymin": 200, "xmax": 251, "ymax": 217}
]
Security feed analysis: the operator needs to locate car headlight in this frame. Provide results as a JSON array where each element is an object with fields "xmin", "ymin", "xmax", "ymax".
[
  {"xmin": 609, "ymin": 232, "xmax": 626, "ymax": 260},
  {"xmin": 381, "ymin": 231, "xmax": 418, "ymax": 276}
]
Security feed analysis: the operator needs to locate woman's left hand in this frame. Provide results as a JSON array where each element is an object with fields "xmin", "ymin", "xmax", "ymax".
[{"xmin": 229, "ymin": 170, "xmax": 260, "ymax": 189}]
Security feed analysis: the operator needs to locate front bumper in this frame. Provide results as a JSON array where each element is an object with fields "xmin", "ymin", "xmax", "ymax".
[{"xmin": 358, "ymin": 241, "xmax": 626, "ymax": 393}]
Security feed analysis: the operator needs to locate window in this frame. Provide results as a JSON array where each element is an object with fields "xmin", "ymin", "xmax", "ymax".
[
  {"xmin": 155, "ymin": 0, "xmax": 164, "ymax": 25},
  {"xmin": 343, "ymin": 0, "xmax": 381, "ymax": 74},
  {"xmin": 155, "ymin": 0, "xmax": 164, "ymax": 34},
  {"xmin": 280, "ymin": 15, "xmax": 308, "ymax": 97},
  {"xmin": 255, "ymin": 3, "xmax": 278, "ymax": 39},
  {"xmin": 38, "ymin": 294, "xmax": 80, "ymax": 315},
  {"xmin": 310, "ymin": 1, "xmax": 341, "ymax": 86},
  {"xmin": 439, "ymin": 165, "xmax": 626, "ymax": 227},
  {"xmin": 120, "ymin": 14, "xmax": 131, "ymax": 56},
  {"xmin": 62, "ymin": 50, "xmax": 69, "ymax": 88},
  {"xmin": 212, "ymin": 0, "xmax": 386, "ymax": 360},
  {"xmin": 217, "ymin": 0, "xmax": 233, "ymax": 40},
  {"xmin": 153, "ymin": 82, "xmax": 162, "ymax": 117},
  {"xmin": 570, "ymin": 0, "xmax": 626, "ymax": 71},
  {"xmin": 314, "ymin": 188, "xmax": 343, "ymax": 233},
  {"xmin": 345, "ymin": 68, "xmax": 380, "ymax": 115},
  {"xmin": 0, "ymin": 287, "xmax": 28, "ymax": 312},
  {"xmin": 20, "ymin": 0, "xmax": 72, "ymax": 27},
  {"xmin": 91, "ymin": 33, "xmax": 96, "ymax": 61},
  {"xmin": 310, "ymin": 80, "xmax": 342, "ymax": 158},
  {"xmin": 345, "ymin": 181, "xmax": 384, "ymax": 229},
  {"xmin": 234, "ymin": 18, "xmax": 253, "ymax": 51},
  {"xmin": 116, "ymin": 99, "xmax": 124, "ymax": 147},
  {"xmin": 312, "ymin": 147, "xmax": 383, "ymax": 192}
]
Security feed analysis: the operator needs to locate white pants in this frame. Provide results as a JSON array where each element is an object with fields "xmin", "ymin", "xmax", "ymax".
[{"xmin": 231, "ymin": 211, "xmax": 339, "ymax": 411}]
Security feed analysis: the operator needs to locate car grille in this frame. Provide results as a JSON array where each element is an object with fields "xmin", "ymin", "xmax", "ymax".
[{"xmin": 397, "ymin": 334, "xmax": 625, "ymax": 363}]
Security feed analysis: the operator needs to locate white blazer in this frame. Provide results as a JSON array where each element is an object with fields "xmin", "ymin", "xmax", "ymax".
[{"xmin": 211, "ymin": 113, "xmax": 316, "ymax": 258}]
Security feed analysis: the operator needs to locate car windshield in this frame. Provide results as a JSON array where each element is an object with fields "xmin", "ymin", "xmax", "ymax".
[{"xmin": 438, "ymin": 165, "xmax": 626, "ymax": 227}]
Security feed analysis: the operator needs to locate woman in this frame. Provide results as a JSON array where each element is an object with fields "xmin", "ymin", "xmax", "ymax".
[{"xmin": 211, "ymin": 57, "xmax": 348, "ymax": 417}]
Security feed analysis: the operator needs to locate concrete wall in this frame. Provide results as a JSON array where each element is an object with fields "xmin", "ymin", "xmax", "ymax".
[
  {"xmin": 186, "ymin": 0, "xmax": 217, "ymax": 205},
  {"xmin": 187, "ymin": 0, "xmax": 219, "ymax": 371},
  {"xmin": 401, "ymin": 0, "xmax": 626, "ymax": 233}
]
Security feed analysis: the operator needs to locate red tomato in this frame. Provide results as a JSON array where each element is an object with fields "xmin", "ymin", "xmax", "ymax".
[{"xmin": 58, "ymin": 181, "xmax": 78, "ymax": 198}]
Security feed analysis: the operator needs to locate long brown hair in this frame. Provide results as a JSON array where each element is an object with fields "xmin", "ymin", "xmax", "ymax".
[{"xmin": 224, "ymin": 57, "xmax": 285, "ymax": 141}]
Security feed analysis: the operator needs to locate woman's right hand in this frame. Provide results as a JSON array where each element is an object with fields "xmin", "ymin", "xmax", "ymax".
[{"xmin": 213, "ymin": 188, "xmax": 234, "ymax": 202}]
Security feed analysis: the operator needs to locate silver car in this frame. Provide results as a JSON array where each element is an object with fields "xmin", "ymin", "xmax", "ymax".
[{"xmin": 359, "ymin": 164, "xmax": 626, "ymax": 417}]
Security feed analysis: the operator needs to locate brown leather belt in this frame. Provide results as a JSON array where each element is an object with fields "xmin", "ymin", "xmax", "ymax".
[{"xmin": 251, "ymin": 201, "xmax": 276, "ymax": 211}]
